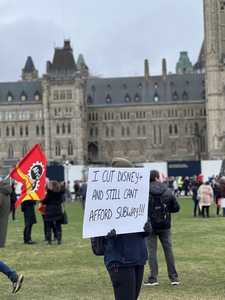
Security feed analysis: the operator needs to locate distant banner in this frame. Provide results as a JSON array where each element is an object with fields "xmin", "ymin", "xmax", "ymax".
[{"xmin": 83, "ymin": 167, "xmax": 150, "ymax": 238}]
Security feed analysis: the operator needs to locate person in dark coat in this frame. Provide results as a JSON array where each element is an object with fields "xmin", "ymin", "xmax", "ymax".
[
  {"xmin": 0, "ymin": 180, "xmax": 12, "ymax": 247},
  {"xmin": 43, "ymin": 181, "xmax": 64, "ymax": 245},
  {"xmin": 100, "ymin": 157, "xmax": 150, "ymax": 300},
  {"xmin": 10, "ymin": 182, "xmax": 17, "ymax": 221},
  {"xmin": 144, "ymin": 169, "xmax": 180, "ymax": 286},
  {"xmin": 21, "ymin": 200, "xmax": 37, "ymax": 244},
  {"xmin": 191, "ymin": 181, "xmax": 200, "ymax": 217}
]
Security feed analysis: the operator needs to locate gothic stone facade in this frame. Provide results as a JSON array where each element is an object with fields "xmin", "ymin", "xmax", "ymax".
[
  {"xmin": 204, "ymin": 0, "xmax": 225, "ymax": 159},
  {"xmin": 0, "ymin": 40, "xmax": 207, "ymax": 167}
]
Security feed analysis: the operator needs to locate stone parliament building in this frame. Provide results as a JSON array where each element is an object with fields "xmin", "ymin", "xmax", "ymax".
[{"xmin": 0, "ymin": 0, "xmax": 224, "ymax": 169}]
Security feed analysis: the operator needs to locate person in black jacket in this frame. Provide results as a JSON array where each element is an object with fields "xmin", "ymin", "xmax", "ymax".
[
  {"xmin": 43, "ymin": 181, "xmax": 64, "ymax": 245},
  {"xmin": 144, "ymin": 170, "xmax": 180, "ymax": 286},
  {"xmin": 21, "ymin": 200, "xmax": 37, "ymax": 244},
  {"xmin": 101, "ymin": 157, "xmax": 150, "ymax": 300}
]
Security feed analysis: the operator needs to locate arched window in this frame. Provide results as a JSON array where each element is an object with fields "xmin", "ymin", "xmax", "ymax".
[
  {"xmin": 95, "ymin": 127, "xmax": 98, "ymax": 136},
  {"xmin": 68, "ymin": 141, "xmax": 73, "ymax": 156},
  {"xmin": 41, "ymin": 125, "xmax": 45, "ymax": 135},
  {"xmin": 22, "ymin": 144, "xmax": 28, "ymax": 156},
  {"xmin": 11, "ymin": 127, "xmax": 15, "ymax": 136},
  {"xmin": 8, "ymin": 144, "xmax": 14, "ymax": 158},
  {"xmin": 36, "ymin": 125, "xmax": 40, "ymax": 136},
  {"xmin": 126, "ymin": 127, "xmax": 130, "ymax": 136},
  {"xmin": 111, "ymin": 127, "xmax": 114, "ymax": 137},
  {"xmin": 90, "ymin": 128, "xmax": 93, "ymax": 137},
  {"xmin": 55, "ymin": 143, "xmax": 61, "ymax": 156},
  {"xmin": 174, "ymin": 124, "xmax": 178, "ymax": 135},
  {"xmin": 67, "ymin": 123, "xmax": 71, "ymax": 134},
  {"xmin": 121, "ymin": 126, "xmax": 125, "ymax": 137},
  {"xmin": 137, "ymin": 125, "xmax": 140, "ymax": 135},
  {"xmin": 62, "ymin": 123, "xmax": 65, "ymax": 134},
  {"xmin": 142, "ymin": 125, "xmax": 146, "ymax": 136},
  {"xmin": 169, "ymin": 124, "xmax": 173, "ymax": 135},
  {"xmin": 105, "ymin": 127, "xmax": 109, "ymax": 137},
  {"xmin": 25, "ymin": 126, "xmax": 29, "ymax": 136},
  {"xmin": 56, "ymin": 124, "xmax": 60, "ymax": 135},
  {"xmin": 6, "ymin": 126, "xmax": 9, "ymax": 137},
  {"xmin": 20, "ymin": 126, "xmax": 23, "ymax": 137}
]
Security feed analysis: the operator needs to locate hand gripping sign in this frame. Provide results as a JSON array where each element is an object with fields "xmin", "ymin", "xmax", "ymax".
[{"xmin": 83, "ymin": 167, "xmax": 150, "ymax": 238}]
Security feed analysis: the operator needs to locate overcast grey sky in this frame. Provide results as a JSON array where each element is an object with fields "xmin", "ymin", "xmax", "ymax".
[{"xmin": 0, "ymin": 0, "xmax": 203, "ymax": 81}]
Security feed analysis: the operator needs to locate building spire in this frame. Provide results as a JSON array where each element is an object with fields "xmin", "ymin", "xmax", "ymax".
[{"xmin": 22, "ymin": 56, "xmax": 38, "ymax": 80}]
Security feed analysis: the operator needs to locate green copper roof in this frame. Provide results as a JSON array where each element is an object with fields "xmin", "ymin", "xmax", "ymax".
[{"xmin": 176, "ymin": 51, "xmax": 193, "ymax": 74}]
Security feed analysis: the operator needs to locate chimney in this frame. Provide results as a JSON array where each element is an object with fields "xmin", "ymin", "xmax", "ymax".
[
  {"xmin": 162, "ymin": 58, "xmax": 167, "ymax": 77},
  {"xmin": 144, "ymin": 59, "xmax": 149, "ymax": 81}
]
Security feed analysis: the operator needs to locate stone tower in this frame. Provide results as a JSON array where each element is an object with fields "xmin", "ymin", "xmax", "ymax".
[
  {"xmin": 43, "ymin": 40, "xmax": 88, "ymax": 163},
  {"xmin": 204, "ymin": 0, "xmax": 225, "ymax": 158}
]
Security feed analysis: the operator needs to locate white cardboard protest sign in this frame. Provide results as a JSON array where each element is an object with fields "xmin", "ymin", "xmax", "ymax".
[{"xmin": 83, "ymin": 167, "xmax": 150, "ymax": 238}]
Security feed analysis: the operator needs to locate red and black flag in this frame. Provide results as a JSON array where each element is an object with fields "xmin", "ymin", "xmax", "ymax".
[{"xmin": 10, "ymin": 144, "xmax": 47, "ymax": 208}]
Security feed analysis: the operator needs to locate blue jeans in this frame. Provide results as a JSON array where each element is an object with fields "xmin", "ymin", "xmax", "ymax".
[{"xmin": 0, "ymin": 261, "xmax": 17, "ymax": 282}]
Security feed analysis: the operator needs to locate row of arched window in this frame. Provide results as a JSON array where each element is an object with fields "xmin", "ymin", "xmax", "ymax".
[
  {"xmin": 36, "ymin": 125, "xmax": 45, "ymax": 136},
  {"xmin": 7, "ymin": 144, "xmax": 29, "ymax": 159},
  {"xmin": 53, "ymin": 89, "xmax": 73, "ymax": 101},
  {"xmin": 6, "ymin": 91, "xmax": 41, "ymax": 102},
  {"xmin": 4, "ymin": 125, "xmax": 29, "ymax": 137},
  {"xmin": 56, "ymin": 123, "xmax": 71, "ymax": 135},
  {"xmin": 55, "ymin": 141, "xmax": 74, "ymax": 156}
]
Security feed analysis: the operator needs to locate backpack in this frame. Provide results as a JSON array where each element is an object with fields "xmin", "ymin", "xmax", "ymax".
[
  {"xmin": 149, "ymin": 193, "xmax": 170, "ymax": 230},
  {"xmin": 91, "ymin": 236, "xmax": 105, "ymax": 256}
]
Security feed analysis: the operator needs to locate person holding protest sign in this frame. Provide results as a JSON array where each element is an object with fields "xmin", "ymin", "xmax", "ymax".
[
  {"xmin": 144, "ymin": 170, "xmax": 180, "ymax": 286},
  {"xmin": 102, "ymin": 157, "xmax": 150, "ymax": 300},
  {"xmin": 0, "ymin": 261, "xmax": 24, "ymax": 293}
]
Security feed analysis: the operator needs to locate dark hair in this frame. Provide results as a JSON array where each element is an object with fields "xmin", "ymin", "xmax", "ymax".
[{"xmin": 150, "ymin": 170, "xmax": 160, "ymax": 182}]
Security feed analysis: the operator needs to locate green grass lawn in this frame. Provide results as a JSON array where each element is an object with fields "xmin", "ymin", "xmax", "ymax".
[{"xmin": 1, "ymin": 198, "xmax": 225, "ymax": 299}]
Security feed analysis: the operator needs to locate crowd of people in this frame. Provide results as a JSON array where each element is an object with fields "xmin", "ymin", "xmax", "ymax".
[
  {"xmin": 166, "ymin": 174, "xmax": 225, "ymax": 218},
  {"xmin": 2, "ymin": 159, "xmax": 225, "ymax": 299}
]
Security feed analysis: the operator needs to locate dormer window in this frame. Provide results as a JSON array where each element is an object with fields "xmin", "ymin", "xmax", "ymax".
[
  {"xmin": 105, "ymin": 94, "xmax": 112, "ymax": 103},
  {"xmin": 134, "ymin": 93, "xmax": 141, "ymax": 102},
  {"xmin": 153, "ymin": 93, "xmax": 159, "ymax": 102},
  {"xmin": 138, "ymin": 82, "xmax": 142, "ymax": 89},
  {"xmin": 34, "ymin": 91, "xmax": 40, "ymax": 101},
  {"xmin": 87, "ymin": 95, "xmax": 93, "ymax": 104},
  {"xmin": 7, "ymin": 92, "xmax": 13, "ymax": 102},
  {"xmin": 182, "ymin": 91, "xmax": 188, "ymax": 100},
  {"xmin": 21, "ymin": 91, "xmax": 27, "ymax": 101},
  {"xmin": 124, "ymin": 94, "xmax": 131, "ymax": 102},
  {"xmin": 172, "ymin": 91, "xmax": 178, "ymax": 101}
]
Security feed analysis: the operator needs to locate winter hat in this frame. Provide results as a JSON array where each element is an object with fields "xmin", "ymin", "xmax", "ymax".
[{"xmin": 111, "ymin": 157, "xmax": 133, "ymax": 168}]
